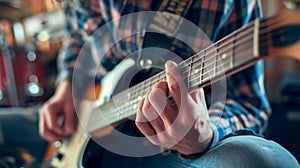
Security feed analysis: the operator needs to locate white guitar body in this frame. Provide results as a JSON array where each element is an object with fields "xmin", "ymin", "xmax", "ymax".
[{"xmin": 51, "ymin": 57, "xmax": 140, "ymax": 168}]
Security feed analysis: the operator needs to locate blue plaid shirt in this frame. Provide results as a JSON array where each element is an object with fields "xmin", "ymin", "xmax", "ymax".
[{"xmin": 60, "ymin": 0, "xmax": 271, "ymax": 149}]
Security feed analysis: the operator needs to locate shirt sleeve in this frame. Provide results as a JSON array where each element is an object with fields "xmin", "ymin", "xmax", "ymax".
[
  {"xmin": 57, "ymin": 0, "xmax": 104, "ymax": 83},
  {"xmin": 56, "ymin": 0, "xmax": 104, "ymax": 100},
  {"xmin": 207, "ymin": 0, "xmax": 272, "ymax": 148}
]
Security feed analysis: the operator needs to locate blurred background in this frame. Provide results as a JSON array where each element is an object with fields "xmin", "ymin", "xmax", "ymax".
[{"xmin": 0, "ymin": 0, "xmax": 299, "ymax": 167}]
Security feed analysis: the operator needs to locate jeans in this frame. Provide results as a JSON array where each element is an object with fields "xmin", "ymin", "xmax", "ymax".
[{"xmin": 96, "ymin": 135, "xmax": 299, "ymax": 168}]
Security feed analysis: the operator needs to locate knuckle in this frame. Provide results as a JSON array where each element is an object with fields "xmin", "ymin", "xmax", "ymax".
[
  {"xmin": 135, "ymin": 120, "xmax": 142, "ymax": 128},
  {"xmin": 142, "ymin": 100, "xmax": 150, "ymax": 112},
  {"xmin": 44, "ymin": 102, "xmax": 57, "ymax": 112},
  {"xmin": 138, "ymin": 100, "xmax": 143, "ymax": 111},
  {"xmin": 135, "ymin": 118, "xmax": 147, "ymax": 128},
  {"xmin": 153, "ymin": 81, "xmax": 167, "ymax": 89},
  {"xmin": 134, "ymin": 121, "xmax": 141, "ymax": 128},
  {"xmin": 167, "ymin": 128, "xmax": 177, "ymax": 137},
  {"xmin": 48, "ymin": 124, "xmax": 54, "ymax": 130},
  {"xmin": 148, "ymin": 137, "xmax": 159, "ymax": 145},
  {"xmin": 169, "ymin": 82, "xmax": 179, "ymax": 91}
]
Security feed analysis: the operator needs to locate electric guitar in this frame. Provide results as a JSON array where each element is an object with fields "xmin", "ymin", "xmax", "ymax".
[{"xmin": 49, "ymin": 1, "xmax": 300, "ymax": 167}]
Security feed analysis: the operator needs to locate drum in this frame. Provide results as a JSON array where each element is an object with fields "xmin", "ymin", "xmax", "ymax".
[{"xmin": 0, "ymin": 46, "xmax": 46, "ymax": 107}]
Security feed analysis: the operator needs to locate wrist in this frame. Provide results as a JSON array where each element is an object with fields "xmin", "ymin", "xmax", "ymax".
[
  {"xmin": 178, "ymin": 131, "xmax": 214, "ymax": 160},
  {"xmin": 177, "ymin": 127, "xmax": 213, "ymax": 160}
]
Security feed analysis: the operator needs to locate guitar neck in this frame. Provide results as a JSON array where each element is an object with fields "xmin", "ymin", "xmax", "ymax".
[{"xmin": 85, "ymin": 18, "xmax": 267, "ymax": 134}]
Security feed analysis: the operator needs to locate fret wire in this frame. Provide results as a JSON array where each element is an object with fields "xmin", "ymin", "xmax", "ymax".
[
  {"xmin": 125, "ymin": 26, "xmax": 255, "ymax": 98},
  {"xmin": 101, "ymin": 30, "xmax": 285, "ymax": 125},
  {"xmin": 131, "ymin": 20, "xmax": 256, "ymax": 96},
  {"xmin": 189, "ymin": 59, "xmax": 233, "ymax": 89},
  {"xmin": 190, "ymin": 58, "xmax": 232, "ymax": 85},
  {"xmin": 108, "ymin": 34, "xmax": 253, "ymax": 115},
  {"xmin": 189, "ymin": 22, "xmax": 296, "ymax": 90},
  {"xmin": 177, "ymin": 20, "xmax": 256, "ymax": 68},
  {"xmin": 187, "ymin": 57, "xmax": 192, "ymax": 89},
  {"xmin": 179, "ymin": 22, "xmax": 255, "ymax": 72},
  {"xmin": 190, "ymin": 26, "xmax": 254, "ymax": 67},
  {"xmin": 214, "ymin": 43, "xmax": 218, "ymax": 78},
  {"xmin": 96, "ymin": 16, "xmax": 289, "ymax": 126},
  {"xmin": 108, "ymin": 15, "xmax": 286, "ymax": 103},
  {"xmin": 189, "ymin": 59, "xmax": 202, "ymax": 79},
  {"xmin": 188, "ymin": 44, "xmax": 256, "ymax": 87},
  {"xmin": 98, "ymin": 33, "xmax": 278, "ymax": 126},
  {"xmin": 180, "ymin": 34, "xmax": 254, "ymax": 80},
  {"xmin": 188, "ymin": 43, "xmax": 255, "ymax": 85},
  {"xmin": 179, "ymin": 28, "xmax": 254, "ymax": 77},
  {"xmin": 103, "ymin": 42, "xmax": 252, "ymax": 122},
  {"xmin": 107, "ymin": 15, "xmax": 284, "ymax": 113}
]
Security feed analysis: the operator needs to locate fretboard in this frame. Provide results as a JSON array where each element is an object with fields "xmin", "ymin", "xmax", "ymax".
[{"xmin": 88, "ymin": 18, "xmax": 263, "ymax": 132}]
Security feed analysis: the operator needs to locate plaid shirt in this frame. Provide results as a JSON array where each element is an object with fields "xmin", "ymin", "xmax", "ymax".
[{"xmin": 60, "ymin": 0, "xmax": 271, "ymax": 149}]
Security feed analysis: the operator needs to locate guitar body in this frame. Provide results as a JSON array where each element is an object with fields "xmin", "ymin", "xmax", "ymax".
[
  {"xmin": 51, "ymin": 53, "xmax": 172, "ymax": 167},
  {"xmin": 80, "ymin": 51, "xmax": 185, "ymax": 166}
]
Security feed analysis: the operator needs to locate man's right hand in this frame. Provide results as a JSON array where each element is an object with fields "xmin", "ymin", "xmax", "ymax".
[{"xmin": 39, "ymin": 80, "xmax": 76, "ymax": 142}]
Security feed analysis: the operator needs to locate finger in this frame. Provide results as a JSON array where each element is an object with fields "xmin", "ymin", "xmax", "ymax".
[
  {"xmin": 148, "ymin": 84, "xmax": 177, "ymax": 126},
  {"xmin": 43, "ymin": 104, "xmax": 64, "ymax": 136},
  {"xmin": 39, "ymin": 111, "xmax": 62, "ymax": 142},
  {"xmin": 148, "ymin": 82, "xmax": 168, "ymax": 117},
  {"xmin": 143, "ymin": 90, "xmax": 165, "ymax": 133},
  {"xmin": 165, "ymin": 61, "xmax": 190, "ymax": 108},
  {"xmin": 63, "ymin": 103, "xmax": 76, "ymax": 134},
  {"xmin": 136, "ymin": 98, "xmax": 156, "ymax": 137},
  {"xmin": 137, "ymin": 96, "xmax": 147, "ymax": 122},
  {"xmin": 190, "ymin": 88, "xmax": 208, "ymax": 116},
  {"xmin": 142, "ymin": 91, "xmax": 160, "ymax": 121}
]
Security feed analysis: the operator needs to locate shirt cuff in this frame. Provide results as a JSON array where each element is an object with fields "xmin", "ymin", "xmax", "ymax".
[
  {"xmin": 55, "ymin": 70, "xmax": 73, "ymax": 87},
  {"xmin": 208, "ymin": 120, "xmax": 227, "ymax": 150}
]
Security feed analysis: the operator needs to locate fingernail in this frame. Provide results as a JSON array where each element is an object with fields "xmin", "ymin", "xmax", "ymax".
[{"xmin": 165, "ymin": 61, "xmax": 176, "ymax": 72}]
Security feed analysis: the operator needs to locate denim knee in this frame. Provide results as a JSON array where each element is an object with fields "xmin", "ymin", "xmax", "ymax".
[{"xmin": 202, "ymin": 135, "xmax": 299, "ymax": 168}]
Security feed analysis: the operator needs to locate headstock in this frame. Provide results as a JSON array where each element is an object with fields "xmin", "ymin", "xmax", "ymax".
[{"xmin": 261, "ymin": 0, "xmax": 300, "ymax": 61}]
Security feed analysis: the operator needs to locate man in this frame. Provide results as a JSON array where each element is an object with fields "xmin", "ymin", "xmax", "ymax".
[{"xmin": 39, "ymin": 0, "xmax": 298, "ymax": 167}]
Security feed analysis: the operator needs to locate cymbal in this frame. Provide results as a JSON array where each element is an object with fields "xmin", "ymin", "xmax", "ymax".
[{"xmin": 0, "ymin": 1, "xmax": 30, "ymax": 21}]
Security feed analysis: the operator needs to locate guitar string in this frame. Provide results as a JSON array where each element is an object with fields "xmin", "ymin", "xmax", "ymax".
[
  {"xmin": 98, "ymin": 41, "xmax": 263, "ymax": 124},
  {"xmin": 101, "ymin": 49, "xmax": 248, "ymax": 124},
  {"xmin": 100, "ymin": 10, "xmax": 289, "ymax": 109},
  {"xmin": 124, "ymin": 29, "xmax": 253, "ymax": 104},
  {"xmin": 103, "ymin": 54, "xmax": 256, "ymax": 123},
  {"xmin": 134, "ymin": 36, "xmax": 253, "ymax": 95},
  {"xmin": 128, "ymin": 25, "xmax": 264, "ymax": 102},
  {"xmin": 180, "ymin": 32, "xmax": 254, "ymax": 77},
  {"xmin": 95, "ymin": 13, "xmax": 292, "ymax": 123},
  {"xmin": 128, "ymin": 22, "xmax": 256, "ymax": 97},
  {"xmin": 96, "ymin": 17, "xmax": 288, "ymax": 122},
  {"xmin": 124, "ymin": 13, "xmax": 287, "ymax": 101}
]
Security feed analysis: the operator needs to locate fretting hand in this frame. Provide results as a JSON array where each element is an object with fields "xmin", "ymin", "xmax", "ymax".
[{"xmin": 136, "ymin": 61, "xmax": 213, "ymax": 155}]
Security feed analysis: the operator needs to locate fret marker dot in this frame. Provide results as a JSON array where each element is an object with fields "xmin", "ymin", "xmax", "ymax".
[
  {"xmin": 221, "ymin": 53, "xmax": 227, "ymax": 59},
  {"xmin": 193, "ymin": 69, "xmax": 199, "ymax": 74}
]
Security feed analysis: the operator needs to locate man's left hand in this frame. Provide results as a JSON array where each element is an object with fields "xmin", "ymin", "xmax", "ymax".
[{"xmin": 136, "ymin": 61, "xmax": 213, "ymax": 155}]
